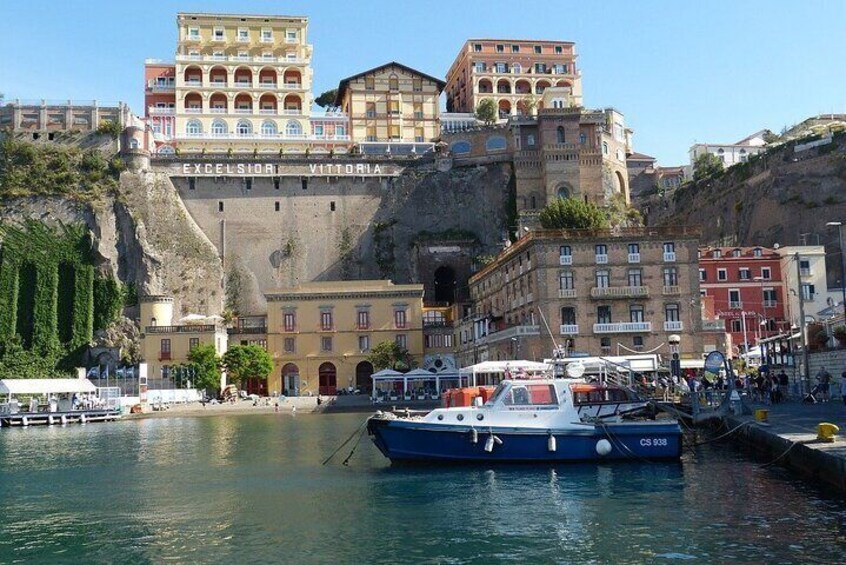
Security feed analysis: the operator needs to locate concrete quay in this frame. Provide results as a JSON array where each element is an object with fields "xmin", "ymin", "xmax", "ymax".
[{"xmin": 723, "ymin": 399, "xmax": 846, "ymax": 494}]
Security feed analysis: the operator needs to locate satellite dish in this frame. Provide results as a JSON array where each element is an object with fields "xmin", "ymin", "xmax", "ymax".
[{"xmin": 566, "ymin": 362, "xmax": 586, "ymax": 378}]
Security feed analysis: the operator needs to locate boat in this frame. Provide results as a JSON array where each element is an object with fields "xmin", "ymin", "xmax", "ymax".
[{"xmin": 366, "ymin": 376, "xmax": 682, "ymax": 463}]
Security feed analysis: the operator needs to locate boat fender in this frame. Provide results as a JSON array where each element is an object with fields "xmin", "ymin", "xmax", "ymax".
[
  {"xmin": 80, "ymin": 414, "xmax": 87, "ymax": 424},
  {"xmin": 48, "ymin": 415, "xmax": 54, "ymax": 426},
  {"xmin": 596, "ymin": 439, "xmax": 612, "ymax": 456},
  {"xmin": 61, "ymin": 415, "xmax": 68, "ymax": 426},
  {"xmin": 22, "ymin": 416, "xmax": 28, "ymax": 427},
  {"xmin": 547, "ymin": 432, "xmax": 557, "ymax": 453},
  {"xmin": 470, "ymin": 428, "xmax": 478, "ymax": 444},
  {"xmin": 484, "ymin": 434, "xmax": 495, "ymax": 453}
]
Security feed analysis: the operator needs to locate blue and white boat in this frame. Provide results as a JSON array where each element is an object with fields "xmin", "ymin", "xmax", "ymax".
[{"xmin": 367, "ymin": 377, "xmax": 682, "ymax": 463}]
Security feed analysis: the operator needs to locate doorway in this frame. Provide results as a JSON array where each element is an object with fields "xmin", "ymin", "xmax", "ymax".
[{"xmin": 318, "ymin": 362, "xmax": 337, "ymax": 395}]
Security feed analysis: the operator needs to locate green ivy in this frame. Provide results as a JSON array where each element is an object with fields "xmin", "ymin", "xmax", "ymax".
[{"xmin": 93, "ymin": 276, "xmax": 124, "ymax": 331}]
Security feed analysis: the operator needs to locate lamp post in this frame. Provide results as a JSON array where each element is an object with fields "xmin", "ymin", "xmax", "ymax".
[{"xmin": 825, "ymin": 221, "xmax": 846, "ymax": 324}]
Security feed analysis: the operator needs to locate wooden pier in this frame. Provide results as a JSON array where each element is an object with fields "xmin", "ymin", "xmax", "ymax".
[{"xmin": 0, "ymin": 409, "xmax": 121, "ymax": 427}]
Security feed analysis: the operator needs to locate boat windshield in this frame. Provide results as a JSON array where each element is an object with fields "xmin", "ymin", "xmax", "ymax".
[
  {"xmin": 500, "ymin": 383, "xmax": 559, "ymax": 406},
  {"xmin": 487, "ymin": 383, "xmax": 509, "ymax": 405}
]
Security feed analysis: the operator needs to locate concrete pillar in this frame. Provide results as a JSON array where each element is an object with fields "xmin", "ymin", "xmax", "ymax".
[{"xmin": 39, "ymin": 99, "xmax": 48, "ymax": 130}]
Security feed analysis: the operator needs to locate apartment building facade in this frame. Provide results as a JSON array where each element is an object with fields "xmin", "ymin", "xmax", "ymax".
[
  {"xmin": 698, "ymin": 246, "xmax": 787, "ymax": 354},
  {"xmin": 776, "ymin": 246, "xmax": 837, "ymax": 327},
  {"xmin": 445, "ymin": 39, "xmax": 583, "ymax": 117},
  {"xmin": 460, "ymin": 227, "xmax": 702, "ymax": 363}
]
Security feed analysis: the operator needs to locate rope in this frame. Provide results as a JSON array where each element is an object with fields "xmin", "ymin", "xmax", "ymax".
[
  {"xmin": 760, "ymin": 440, "xmax": 802, "ymax": 468},
  {"xmin": 341, "ymin": 425, "xmax": 369, "ymax": 466},
  {"xmin": 599, "ymin": 422, "xmax": 654, "ymax": 463},
  {"xmin": 322, "ymin": 417, "xmax": 369, "ymax": 466}
]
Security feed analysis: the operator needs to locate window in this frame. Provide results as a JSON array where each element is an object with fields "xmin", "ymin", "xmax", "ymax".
[
  {"xmin": 187, "ymin": 27, "xmax": 200, "ymax": 39},
  {"xmin": 665, "ymin": 304, "xmax": 680, "ymax": 322},
  {"xmin": 395, "ymin": 334, "xmax": 407, "ymax": 349},
  {"xmin": 633, "ymin": 336, "xmax": 644, "ymax": 350},
  {"xmin": 729, "ymin": 289, "xmax": 741, "ymax": 308},
  {"xmin": 495, "ymin": 62, "xmax": 508, "ymax": 73},
  {"xmin": 394, "ymin": 309, "xmax": 407, "ymax": 329},
  {"xmin": 534, "ymin": 45, "xmax": 542, "ymax": 54},
  {"xmin": 799, "ymin": 259, "xmax": 810, "ymax": 276},
  {"xmin": 559, "ymin": 271, "xmax": 574, "ymax": 290},
  {"xmin": 761, "ymin": 267, "xmax": 771, "ymax": 280},
  {"xmin": 717, "ymin": 269, "xmax": 727, "ymax": 281},
  {"xmin": 389, "ymin": 75, "xmax": 399, "ymax": 91},
  {"xmin": 731, "ymin": 319, "xmax": 742, "ymax": 332},
  {"xmin": 555, "ymin": 45, "xmax": 563, "ymax": 54},
  {"xmin": 284, "ymin": 337, "xmax": 295, "ymax": 353},
  {"xmin": 286, "ymin": 121, "xmax": 302, "ymax": 136},
  {"xmin": 414, "ymin": 127, "xmax": 425, "ymax": 143},
  {"xmin": 211, "ymin": 120, "xmax": 227, "ymax": 136},
  {"xmin": 600, "ymin": 337, "xmax": 611, "ymax": 351},
  {"xmin": 630, "ymin": 305, "xmax": 644, "ymax": 323},
  {"xmin": 699, "ymin": 269, "xmax": 706, "ymax": 282},
  {"xmin": 561, "ymin": 307, "xmax": 576, "ymax": 325},
  {"xmin": 534, "ymin": 63, "xmax": 547, "ymax": 73},
  {"xmin": 713, "ymin": 249, "xmax": 722, "ymax": 258},
  {"xmin": 628, "ymin": 243, "xmax": 639, "ymax": 255},
  {"xmin": 412, "ymin": 77, "xmax": 422, "ymax": 92},
  {"xmin": 236, "ymin": 120, "xmax": 252, "ymax": 136},
  {"xmin": 365, "ymin": 76, "xmax": 375, "ymax": 90},
  {"xmin": 160, "ymin": 339, "xmax": 171, "ymax": 353},
  {"xmin": 496, "ymin": 44, "xmax": 504, "ymax": 52},
  {"xmin": 218, "ymin": 201, "xmax": 224, "ymax": 213},
  {"xmin": 366, "ymin": 126, "xmax": 376, "ymax": 142},
  {"xmin": 556, "ymin": 126, "xmax": 565, "ymax": 143},
  {"xmin": 595, "ymin": 244, "xmax": 607, "ymax": 256},
  {"xmin": 365, "ymin": 102, "xmax": 376, "ymax": 118},
  {"xmin": 595, "ymin": 270, "xmax": 609, "ymax": 288},
  {"xmin": 527, "ymin": 134, "xmax": 535, "ymax": 146},
  {"xmin": 413, "ymin": 102, "xmax": 423, "ymax": 119},
  {"xmin": 275, "ymin": 201, "xmax": 280, "ymax": 212},
  {"xmin": 261, "ymin": 120, "xmax": 277, "ymax": 136},
  {"xmin": 763, "ymin": 288, "xmax": 778, "ymax": 307},
  {"xmin": 357, "ymin": 310, "xmax": 370, "ymax": 330},
  {"xmin": 597, "ymin": 306, "xmax": 611, "ymax": 324},
  {"xmin": 186, "ymin": 119, "xmax": 202, "ymax": 135},
  {"xmin": 663, "ymin": 242, "xmax": 675, "ymax": 254},
  {"xmin": 732, "ymin": 249, "xmax": 742, "ymax": 257},
  {"xmin": 261, "ymin": 29, "xmax": 273, "ymax": 42},
  {"xmin": 388, "ymin": 100, "xmax": 400, "ymax": 115},
  {"xmin": 283, "ymin": 311, "xmax": 296, "ymax": 332},
  {"xmin": 753, "ymin": 248, "xmax": 763, "ymax": 258},
  {"xmin": 314, "ymin": 124, "xmax": 324, "ymax": 136},
  {"xmin": 321, "ymin": 336, "xmax": 333, "ymax": 352},
  {"xmin": 579, "ymin": 133, "xmax": 587, "ymax": 145},
  {"xmin": 213, "ymin": 27, "xmax": 224, "ymax": 41},
  {"xmin": 389, "ymin": 125, "xmax": 401, "ymax": 140},
  {"xmin": 663, "ymin": 267, "xmax": 678, "ymax": 286},
  {"xmin": 237, "ymin": 28, "xmax": 249, "ymax": 41},
  {"xmin": 474, "ymin": 62, "xmax": 486, "ymax": 72},
  {"xmin": 801, "ymin": 283, "xmax": 815, "ymax": 301},
  {"xmin": 602, "ymin": 142, "xmax": 608, "ymax": 155},
  {"xmin": 628, "ymin": 269, "xmax": 642, "ymax": 287},
  {"xmin": 358, "ymin": 335, "xmax": 370, "ymax": 352},
  {"xmin": 286, "ymin": 30, "xmax": 297, "ymax": 42},
  {"xmin": 321, "ymin": 311, "xmax": 333, "ymax": 331},
  {"xmin": 739, "ymin": 268, "xmax": 751, "ymax": 280}
]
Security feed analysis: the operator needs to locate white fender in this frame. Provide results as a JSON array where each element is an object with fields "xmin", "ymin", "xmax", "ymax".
[
  {"xmin": 548, "ymin": 433, "xmax": 557, "ymax": 452},
  {"xmin": 596, "ymin": 439, "xmax": 612, "ymax": 456}
]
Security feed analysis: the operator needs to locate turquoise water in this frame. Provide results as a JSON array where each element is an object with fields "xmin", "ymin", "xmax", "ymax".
[{"xmin": 1, "ymin": 413, "xmax": 845, "ymax": 563}]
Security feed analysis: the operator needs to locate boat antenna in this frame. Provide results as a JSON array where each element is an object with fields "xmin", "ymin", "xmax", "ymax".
[{"xmin": 536, "ymin": 307, "xmax": 561, "ymax": 355}]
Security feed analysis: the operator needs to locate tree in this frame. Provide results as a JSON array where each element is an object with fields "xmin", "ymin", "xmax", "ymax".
[
  {"xmin": 538, "ymin": 197, "xmax": 609, "ymax": 230},
  {"xmin": 96, "ymin": 120, "xmax": 122, "ymax": 140},
  {"xmin": 314, "ymin": 89, "xmax": 338, "ymax": 108},
  {"xmin": 187, "ymin": 343, "xmax": 222, "ymax": 392},
  {"xmin": 367, "ymin": 340, "xmax": 416, "ymax": 371},
  {"xmin": 692, "ymin": 152, "xmax": 724, "ymax": 182},
  {"xmin": 521, "ymin": 95, "xmax": 537, "ymax": 117},
  {"xmin": 222, "ymin": 344, "xmax": 273, "ymax": 387},
  {"xmin": 475, "ymin": 99, "xmax": 497, "ymax": 125}
]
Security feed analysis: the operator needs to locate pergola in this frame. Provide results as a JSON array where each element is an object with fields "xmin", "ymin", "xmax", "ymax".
[
  {"xmin": 370, "ymin": 368, "xmax": 464, "ymax": 400},
  {"xmin": 459, "ymin": 360, "xmax": 550, "ymax": 387}
]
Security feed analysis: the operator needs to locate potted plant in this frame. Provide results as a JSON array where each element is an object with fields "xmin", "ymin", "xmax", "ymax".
[{"xmin": 833, "ymin": 325, "xmax": 846, "ymax": 345}]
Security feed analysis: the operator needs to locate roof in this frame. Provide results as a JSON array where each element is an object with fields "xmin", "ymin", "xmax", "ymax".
[
  {"xmin": 0, "ymin": 378, "xmax": 97, "ymax": 395},
  {"xmin": 627, "ymin": 152, "xmax": 656, "ymax": 162},
  {"xmin": 699, "ymin": 246, "xmax": 779, "ymax": 259},
  {"xmin": 335, "ymin": 62, "xmax": 446, "ymax": 105},
  {"xmin": 464, "ymin": 38, "xmax": 575, "ymax": 46}
]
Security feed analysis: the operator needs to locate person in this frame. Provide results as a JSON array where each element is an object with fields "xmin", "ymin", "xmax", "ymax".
[
  {"xmin": 841, "ymin": 372, "xmax": 846, "ymax": 405},
  {"xmin": 778, "ymin": 370, "xmax": 789, "ymax": 401},
  {"xmin": 816, "ymin": 366, "xmax": 832, "ymax": 402}
]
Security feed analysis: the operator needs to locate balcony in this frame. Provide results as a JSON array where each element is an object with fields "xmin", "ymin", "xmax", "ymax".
[
  {"xmin": 228, "ymin": 326, "xmax": 267, "ymax": 335},
  {"xmin": 558, "ymin": 289, "xmax": 576, "ymax": 299},
  {"xmin": 260, "ymin": 36, "xmax": 274, "ymax": 43},
  {"xmin": 590, "ymin": 286, "xmax": 649, "ymax": 299},
  {"xmin": 184, "ymin": 79, "xmax": 202, "ymax": 87},
  {"xmin": 559, "ymin": 255, "xmax": 573, "ymax": 266},
  {"xmin": 282, "ymin": 108, "xmax": 303, "ymax": 115},
  {"xmin": 234, "ymin": 81, "xmax": 252, "ymax": 88},
  {"xmin": 800, "ymin": 268, "xmax": 812, "ymax": 277},
  {"xmin": 595, "ymin": 254, "xmax": 608, "ymax": 264},
  {"xmin": 145, "ymin": 324, "xmax": 216, "ymax": 334},
  {"xmin": 560, "ymin": 324, "xmax": 579, "ymax": 335},
  {"xmin": 662, "ymin": 285, "xmax": 681, "ymax": 296},
  {"xmin": 258, "ymin": 82, "xmax": 278, "ymax": 89},
  {"xmin": 729, "ymin": 301, "xmax": 742, "ymax": 309},
  {"xmin": 664, "ymin": 252, "xmax": 677, "ymax": 262},
  {"xmin": 702, "ymin": 319, "xmax": 726, "ymax": 332},
  {"xmin": 763, "ymin": 300, "xmax": 778, "ymax": 308},
  {"xmin": 159, "ymin": 352, "xmax": 172, "ymax": 361},
  {"xmin": 148, "ymin": 107, "xmax": 175, "ymax": 116},
  {"xmin": 259, "ymin": 108, "xmax": 277, "ymax": 115},
  {"xmin": 184, "ymin": 107, "xmax": 202, "ymax": 114},
  {"xmin": 664, "ymin": 321, "xmax": 684, "ymax": 331},
  {"xmin": 593, "ymin": 322, "xmax": 652, "ymax": 333},
  {"xmin": 628, "ymin": 253, "xmax": 641, "ymax": 263},
  {"xmin": 209, "ymin": 107, "xmax": 227, "ymax": 113}
]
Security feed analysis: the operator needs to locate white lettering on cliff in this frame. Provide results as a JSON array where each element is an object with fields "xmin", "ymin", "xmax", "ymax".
[{"xmin": 176, "ymin": 162, "xmax": 393, "ymax": 177}]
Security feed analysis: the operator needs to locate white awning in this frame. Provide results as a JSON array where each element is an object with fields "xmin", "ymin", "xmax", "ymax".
[
  {"xmin": 459, "ymin": 360, "xmax": 550, "ymax": 375},
  {"xmin": 0, "ymin": 378, "xmax": 97, "ymax": 395},
  {"xmin": 680, "ymin": 359, "xmax": 705, "ymax": 370}
]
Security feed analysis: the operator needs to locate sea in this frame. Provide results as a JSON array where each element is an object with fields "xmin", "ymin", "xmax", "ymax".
[{"xmin": 0, "ymin": 413, "xmax": 844, "ymax": 564}]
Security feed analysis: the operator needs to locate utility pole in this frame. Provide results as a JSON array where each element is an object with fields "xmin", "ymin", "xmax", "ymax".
[
  {"xmin": 825, "ymin": 222, "xmax": 846, "ymax": 324},
  {"xmin": 795, "ymin": 251, "xmax": 810, "ymax": 394}
]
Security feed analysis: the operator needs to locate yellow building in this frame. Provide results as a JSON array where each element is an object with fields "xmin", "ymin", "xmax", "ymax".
[
  {"xmin": 335, "ymin": 62, "xmax": 445, "ymax": 152},
  {"xmin": 264, "ymin": 280, "xmax": 424, "ymax": 396},
  {"xmin": 139, "ymin": 296, "xmax": 229, "ymax": 387},
  {"xmin": 173, "ymin": 12, "xmax": 341, "ymax": 154}
]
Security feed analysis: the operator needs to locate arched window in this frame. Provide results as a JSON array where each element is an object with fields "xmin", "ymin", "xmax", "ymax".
[
  {"xmin": 556, "ymin": 126, "xmax": 565, "ymax": 144},
  {"xmin": 261, "ymin": 120, "xmax": 278, "ymax": 136},
  {"xmin": 512, "ymin": 63, "xmax": 522, "ymax": 74},
  {"xmin": 485, "ymin": 136, "xmax": 507, "ymax": 152},
  {"xmin": 157, "ymin": 145, "xmax": 175, "ymax": 155},
  {"xmin": 389, "ymin": 74, "xmax": 399, "ymax": 91},
  {"xmin": 211, "ymin": 119, "xmax": 227, "ymax": 136},
  {"xmin": 450, "ymin": 140, "xmax": 471, "ymax": 154},
  {"xmin": 236, "ymin": 120, "xmax": 252, "ymax": 136},
  {"xmin": 285, "ymin": 120, "xmax": 302, "ymax": 136},
  {"xmin": 186, "ymin": 119, "xmax": 202, "ymax": 135},
  {"xmin": 579, "ymin": 133, "xmax": 587, "ymax": 145}
]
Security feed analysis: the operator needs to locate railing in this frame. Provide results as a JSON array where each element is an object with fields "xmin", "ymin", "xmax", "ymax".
[
  {"xmin": 593, "ymin": 322, "xmax": 652, "ymax": 333},
  {"xmin": 159, "ymin": 352, "xmax": 172, "ymax": 361},
  {"xmin": 663, "ymin": 252, "xmax": 677, "ymax": 262},
  {"xmin": 559, "ymin": 255, "xmax": 572, "ymax": 265},
  {"xmin": 729, "ymin": 301, "xmax": 742, "ymax": 309},
  {"xmin": 148, "ymin": 107, "xmax": 175, "ymax": 115},
  {"xmin": 282, "ymin": 83, "xmax": 303, "ymax": 90},
  {"xmin": 177, "ymin": 132, "xmax": 350, "ymax": 141},
  {"xmin": 560, "ymin": 324, "xmax": 579, "ymax": 335},
  {"xmin": 590, "ymin": 286, "xmax": 649, "ymax": 299},
  {"xmin": 209, "ymin": 108, "xmax": 227, "ymax": 113},
  {"xmin": 763, "ymin": 300, "xmax": 778, "ymax": 308},
  {"xmin": 800, "ymin": 268, "xmax": 811, "ymax": 277},
  {"xmin": 664, "ymin": 321, "xmax": 684, "ymax": 331},
  {"xmin": 595, "ymin": 254, "xmax": 608, "ymax": 264},
  {"xmin": 184, "ymin": 79, "xmax": 202, "ymax": 86},
  {"xmin": 258, "ymin": 83, "xmax": 278, "ymax": 89},
  {"xmin": 176, "ymin": 54, "xmax": 310, "ymax": 65},
  {"xmin": 662, "ymin": 285, "xmax": 681, "ymax": 296},
  {"xmin": 146, "ymin": 325, "xmax": 216, "ymax": 334},
  {"xmin": 628, "ymin": 253, "xmax": 641, "ymax": 263},
  {"xmin": 559, "ymin": 289, "xmax": 576, "ymax": 298},
  {"xmin": 185, "ymin": 107, "xmax": 202, "ymax": 113},
  {"xmin": 228, "ymin": 326, "xmax": 267, "ymax": 335},
  {"xmin": 701, "ymin": 319, "xmax": 726, "ymax": 331}
]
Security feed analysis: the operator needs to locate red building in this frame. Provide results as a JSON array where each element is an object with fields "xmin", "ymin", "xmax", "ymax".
[
  {"xmin": 143, "ymin": 60, "xmax": 176, "ymax": 153},
  {"xmin": 699, "ymin": 246, "xmax": 787, "ymax": 355}
]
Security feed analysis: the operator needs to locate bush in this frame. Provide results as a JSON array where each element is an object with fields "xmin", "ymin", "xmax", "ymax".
[
  {"xmin": 538, "ymin": 197, "xmax": 608, "ymax": 230},
  {"xmin": 96, "ymin": 120, "xmax": 122, "ymax": 140}
]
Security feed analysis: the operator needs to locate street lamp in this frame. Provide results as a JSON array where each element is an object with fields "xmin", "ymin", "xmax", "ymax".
[{"xmin": 825, "ymin": 221, "xmax": 846, "ymax": 324}]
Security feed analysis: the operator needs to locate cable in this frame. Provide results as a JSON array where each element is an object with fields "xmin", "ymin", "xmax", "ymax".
[{"xmin": 322, "ymin": 416, "xmax": 369, "ymax": 465}]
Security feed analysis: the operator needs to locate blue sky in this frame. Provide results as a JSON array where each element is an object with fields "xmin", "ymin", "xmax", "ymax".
[{"xmin": 1, "ymin": 0, "xmax": 844, "ymax": 164}]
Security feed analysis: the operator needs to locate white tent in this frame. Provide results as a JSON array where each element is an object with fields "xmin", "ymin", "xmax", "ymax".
[
  {"xmin": 370, "ymin": 368, "xmax": 463, "ymax": 400},
  {"xmin": 0, "ymin": 378, "xmax": 97, "ymax": 396},
  {"xmin": 459, "ymin": 360, "xmax": 550, "ymax": 387}
]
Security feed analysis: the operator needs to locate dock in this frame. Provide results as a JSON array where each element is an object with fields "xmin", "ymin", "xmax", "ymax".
[{"xmin": 0, "ymin": 409, "xmax": 121, "ymax": 427}]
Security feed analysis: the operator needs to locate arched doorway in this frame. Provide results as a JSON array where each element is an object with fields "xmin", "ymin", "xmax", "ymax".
[
  {"xmin": 244, "ymin": 376, "xmax": 267, "ymax": 396},
  {"xmin": 614, "ymin": 171, "xmax": 627, "ymax": 196},
  {"xmin": 433, "ymin": 266, "xmax": 456, "ymax": 304},
  {"xmin": 556, "ymin": 182, "xmax": 573, "ymax": 200},
  {"xmin": 318, "ymin": 362, "xmax": 337, "ymax": 395},
  {"xmin": 282, "ymin": 363, "xmax": 300, "ymax": 396},
  {"xmin": 356, "ymin": 361, "xmax": 374, "ymax": 394}
]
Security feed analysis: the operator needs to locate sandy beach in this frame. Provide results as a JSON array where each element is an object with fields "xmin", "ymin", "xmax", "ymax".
[{"xmin": 125, "ymin": 396, "xmax": 328, "ymax": 419}]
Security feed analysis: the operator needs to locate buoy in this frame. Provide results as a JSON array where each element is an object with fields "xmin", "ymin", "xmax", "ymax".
[
  {"xmin": 470, "ymin": 428, "xmax": 478, "ymax": 444},
  {"xmin": 22, "ymin": 416, "xmax": 29, "ymax": 427},
  {"xmin": 548, "ymin": 432, "xmax": 557, "ymax": 452},
  {"xmin": 596, "ymin": 439, "xmax": 612, "ymax": 456},
  {"xmin": 61, "ymin": 415, "xmax": 68, "ymax": 426}
]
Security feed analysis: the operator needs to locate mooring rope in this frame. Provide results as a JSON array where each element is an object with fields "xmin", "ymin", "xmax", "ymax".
[{"xmin": 322, "ymin": 417, "xmax": 369, "ymax": 466}]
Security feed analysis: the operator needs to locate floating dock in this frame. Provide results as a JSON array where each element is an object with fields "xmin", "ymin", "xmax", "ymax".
[{"xmin": 0, "ymin": 409, "xmax": 121, "ymax": 427}]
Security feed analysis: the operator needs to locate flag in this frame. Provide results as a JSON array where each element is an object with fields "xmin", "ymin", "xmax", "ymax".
[
  {"xmin": 86, "ymin": 366, "xmax": 100, "ymax": 378},
  {"xmin": 116, "ymin": 367, "xmax": 125, "ymax": 379}
]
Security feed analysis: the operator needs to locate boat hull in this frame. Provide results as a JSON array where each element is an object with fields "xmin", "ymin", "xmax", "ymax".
[{"xmin": 367, "ymin": 417, "xmax": 682, "ymax": 463}]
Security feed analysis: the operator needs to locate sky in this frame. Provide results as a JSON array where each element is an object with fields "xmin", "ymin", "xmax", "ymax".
[{"xmin": 1, "ymin": 0, "xmax": 844, "ymax": 165}]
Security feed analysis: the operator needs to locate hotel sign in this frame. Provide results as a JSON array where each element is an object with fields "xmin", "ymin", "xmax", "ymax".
[{"xmin": 171, "ymin": 161, "xmax": 404, "ymax": 177}]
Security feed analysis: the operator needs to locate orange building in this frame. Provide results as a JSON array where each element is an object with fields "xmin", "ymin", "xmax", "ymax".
[
  {"xmin": 445, "ymin": 39, "xmax": 583, "ymax": 117},
  {"xmin": 144, "ymin": 60, "xmax": 177, "ymax": 152}
]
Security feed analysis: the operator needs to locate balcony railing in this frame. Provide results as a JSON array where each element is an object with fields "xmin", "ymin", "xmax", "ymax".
[
  {"xmin": 590, "ymin": 286, "xmax": 649, "ymax": 299},
  {"xmin": 228, "ymin": 326, "xmax": 268, "ymax": 335},
  {"xmin": 763, "ymin": 300, "xmax": 778, "ymax": 308},
  {"xmin": 593, "ymin": 322, "xmax": 652, "ymax": 333},
  {"xmin": 146, "ymin": 324, "xmax": 216, "ymax": 334},
  {"xmin": 148, "ymin": 107, "xmax": 175, "ymax": 115},
  {"xmin": 159, "ymin": 352, "xmax": 172, "ymax": 361},
  {"xmin": 558, "ymin": 289, "xmax": 576, "ymax": 299},
  {"xmin": 560, "ymin": 324, "xmax": 579, "ymax": 335},
  {"xmin": 702, "ymin": 319, "xmax": 726, "ymax": 331},
  {"xmin": 662, "ymin": 285, "xmax": 681, "ymax": 296},
  {"xmin": 176, "ymin": 54, "xmax": 310, "ymax": 65},
  {"xmin": 664, "ymin": 252, "xmax": 677, "ymax": 262},
  {"xmin": 559, "ymin": 255, "xmax": 572, "ymax": 265},
  {"xmin": 258, "ymin": 82, "xmax": 278, "ymax": 89},
  {"xmin": 800, "ymin": 268, "xmax": 811, "ymax": 277},
  {"xmin": 595, "ymin": 254, "xmax": 608, "ymax": 264},
  {"xmin": 628, "ymin": 253, "xmax": 641, "ymax": 263},
  {"xmin": 729, "ymin": 301, "xmax": 742, "ymax": 309},
  {"xmin": 184, "ymin": 79, "xmax": 202, "ymax": 86},
  {"xmin": 664, "ymin": 321, "xmax": 684, "ymax": 331},
  {"xmin": 178, "ymin": 132, "xmax": 351, "ymax": 142}
]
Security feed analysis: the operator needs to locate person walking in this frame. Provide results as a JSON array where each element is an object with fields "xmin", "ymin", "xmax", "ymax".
[{"xmin": 816, "ymin": 366, "xmax": 832, "ymax": 402}]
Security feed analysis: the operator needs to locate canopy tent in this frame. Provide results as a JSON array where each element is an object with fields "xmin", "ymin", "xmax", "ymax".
[
  {"xmin": 371, "ymin": 368, "xmax": 403, "ymax": 379},
  {"xmin": 370, "ymin": 368, "xmax": 462, "ymax": 400},
  {"xmin": 459, "ymin": 360, "xmax": 550, "ymax": 387},
  {"xmin": 0, "ymin": 378, "xmax": 97, "ymax": 396}
]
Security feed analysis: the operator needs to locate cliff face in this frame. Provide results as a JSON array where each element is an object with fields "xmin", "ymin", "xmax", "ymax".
[{"xmin": 641, "ymin": 134, "xmax": 846, "ymax": 248}]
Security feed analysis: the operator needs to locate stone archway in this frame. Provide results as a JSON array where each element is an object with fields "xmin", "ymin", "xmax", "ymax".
[
  {"xmin": 614, "ymin": 170, "xmax": 627, "ymax": 197},
  {"xmin": 318, "ymin": 362, "xmax": 337, "ymax": 395},
  {"xmin": 556, "ymin": 182, "xmax": 574, "ymax": 200},
  {"xmin": 433, "ymin": 266, "xmax": 456, "ymax": 304},
  {"xmin": 355, "ymin": 361, "xmax": 374, "ymax": 394},
  {"xmin": 282, "ymin": 363, "xmax": 300, "ymax": 396}
]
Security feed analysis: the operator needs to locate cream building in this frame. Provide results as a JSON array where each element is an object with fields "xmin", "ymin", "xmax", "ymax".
[
  {"xmin": 776, "ymin": 246, "xmax": 838, "ymax": 327},
  {"xmin": 335, "ymin": 62, "xmax": 444, "ymax": 153},
  {"xmin": 264, "ymin": 281, "xmax": 425, "ymax": 396},
  {"xmin": 139, "ymin": 296, "xmax": 229, "ymax": 388},
  {"xmin": 170, "ymin": 12, "xmax": 348, "ymax": 154}
]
